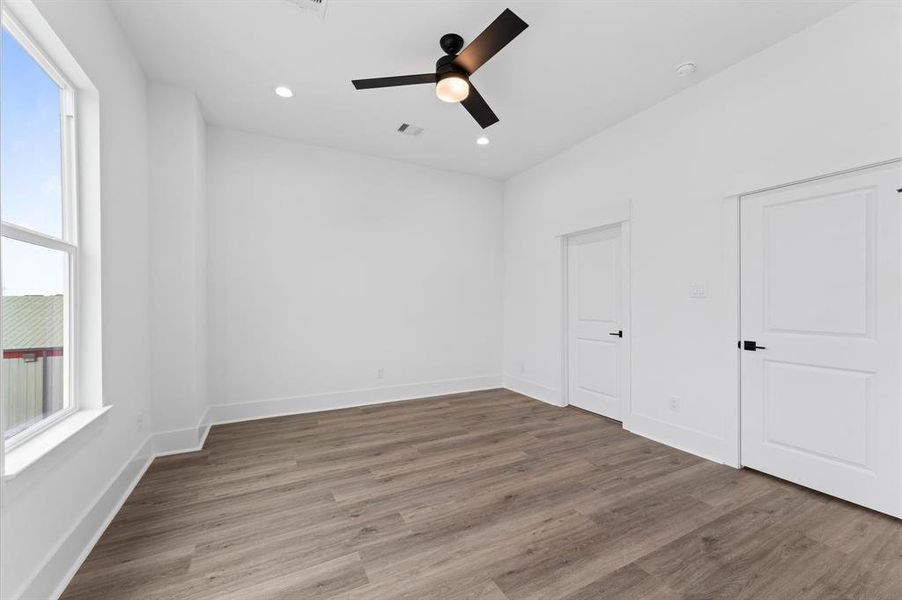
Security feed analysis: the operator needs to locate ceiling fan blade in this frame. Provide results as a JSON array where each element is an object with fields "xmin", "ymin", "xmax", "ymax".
[
  {"xmin": 453, "ymin": 8, "xmax": 528, "ymax": 74},
  {"xmin": 461, "ymin": 84, "xmax": 499, "ymax": 129},
  {"xmin": 352, "ymin": 73, "xmax": 437, "ymax": 90}
]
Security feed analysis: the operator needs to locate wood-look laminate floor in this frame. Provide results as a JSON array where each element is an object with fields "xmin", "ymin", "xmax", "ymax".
[{"xmin": 62, "ymin": 389, "xmax": 902, "ymax": 600}]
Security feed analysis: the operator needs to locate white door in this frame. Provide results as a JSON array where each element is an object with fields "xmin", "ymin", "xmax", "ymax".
[
  {"xmin": 740, "ymin": 162, "xmax": 901, "ymax": 517},
  {"xmin": 567, "ymin": 226, "xmax": 627, "ymax": 421}
]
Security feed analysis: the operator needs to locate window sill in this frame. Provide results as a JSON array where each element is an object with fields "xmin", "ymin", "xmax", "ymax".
[{"xmin": 3, "ymin": 406, "xmax": 112, "ymax": 479}]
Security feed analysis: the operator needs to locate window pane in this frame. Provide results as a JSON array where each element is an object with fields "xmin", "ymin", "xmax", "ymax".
[
  {"xmin": 1, "ymin": 237, "xmax": 68, "ymax": 438},
  {"xmin": 0, "ymin": 27, "xmax": 63, "ymax": 238}
]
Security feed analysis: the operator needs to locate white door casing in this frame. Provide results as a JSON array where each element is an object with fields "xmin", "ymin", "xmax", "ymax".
[
  {"xmin": 740, "ymin": 162, "xmax": 901, "ymax": 517},
  {"xmin": 566, "ymin": 225, "xmax": 629, "ymax": 421}
]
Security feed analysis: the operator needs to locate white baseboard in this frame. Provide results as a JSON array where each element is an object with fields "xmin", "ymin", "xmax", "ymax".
[
  {"xmin": 625, "ymin": 412, "xmax": 736, "ymax": 467},
  {"xmin": 501, "ymin": 377, "xmax": 737, "ymax": 468},
  {"xmin": 502, "ymin": 374, "xmax": 562, "ymax": 407},
  {"xmin": 205, "ymin": 375, "xmax": 503, "ymax": 426},
  {"xmin": 16, "ymin": 436, "xmax": 156, "ymax": 600},
  {"xmin": 153, "ymin": 422, "xmax": 211, "ymax": 457},
  {"xmin": 165, "ymin": 375, "xmax": 500, "ymax": 455}
]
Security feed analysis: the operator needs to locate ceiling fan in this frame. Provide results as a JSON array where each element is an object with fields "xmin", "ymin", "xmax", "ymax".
[{"xmin": 351, "ymin": 8, "xmax": 529, "ymax": 129}]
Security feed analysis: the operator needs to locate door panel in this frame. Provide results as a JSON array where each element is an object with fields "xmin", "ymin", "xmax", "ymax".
[
  {"xmin": 577, "ymin": 241, "xmax": 617, "ymax": 322},
  {"xmin": 740, "ymin": 162, "xmax": 901, "ymax": 517},
  {"xmin": 764, "ymin": 190, "xmax": 871, "ymax": 335},
  {"xmin": 575, "ymin": 339, "xmax": 618, "ymax": 397},
  {"xmin": 568, "ymin": 227, "xmax": 624, "ymax": 420},
  {"xmin": 763, "ymin": 361, "xmax": 871, "ymax": 467}
]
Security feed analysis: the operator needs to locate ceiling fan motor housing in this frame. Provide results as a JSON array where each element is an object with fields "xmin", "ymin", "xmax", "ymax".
[
  {"xmin": 436, "ymin": 54, "xmax": 468, "ymax": 80},
  {"xmin": 439, "ymin": 33, "xmax": 464, "ymax": 55}
]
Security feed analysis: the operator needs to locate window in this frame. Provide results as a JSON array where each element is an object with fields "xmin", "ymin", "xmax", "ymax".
[{"xmin": 1, "ymin": 16, "xmax": 77, "ymax": 446}]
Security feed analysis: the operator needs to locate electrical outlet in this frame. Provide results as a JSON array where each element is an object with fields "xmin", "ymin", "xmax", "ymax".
[
  {"xmin": 136, "ymin": 412, "xmax": 145, "ymax": 432},
  {"xmin": 517, "ymin": 361, "xmax": 525, "ymax": 373},
  {"xmin": 377, "ymin": 368, "xmax": 384, "ymax": 379},
  {"xmin": 669, "ymin": 397, "xmax": 681, "ymax": 412},
  {"xmin": 689, "ymin": 283, "xmax": 708, "ymax": 299}
]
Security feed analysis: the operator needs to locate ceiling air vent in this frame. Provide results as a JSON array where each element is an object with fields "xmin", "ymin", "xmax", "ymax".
[
  {"xmin": 283, "ymin": 0, "xmax": 328, "ymax": 18},
  {"xmin": 397, "ymin": 123, "xmax": 425, "ymax": 137}
]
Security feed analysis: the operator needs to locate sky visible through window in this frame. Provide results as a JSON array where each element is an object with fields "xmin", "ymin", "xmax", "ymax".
[{"xmin": 1, "ymin": 27, "xmax": 65, "ymax": 296}]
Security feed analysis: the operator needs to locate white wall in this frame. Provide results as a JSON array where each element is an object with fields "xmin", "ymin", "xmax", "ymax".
[
  {"xmin": 148, "ymin": 83, "xmax": 208, "ymax": 444},
  {"xmin": 206, "ymin": 128, "xmax": 503, "ymax": 417},
  {"xmin": 0, "ymin": 0, "xmax": 153, "ymax": 598},
  {"xmin": 503, "ymin": 1, "xmax": 901, "ymax": 464}
]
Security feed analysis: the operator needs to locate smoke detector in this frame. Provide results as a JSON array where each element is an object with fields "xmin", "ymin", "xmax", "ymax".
[
  {"xmin": 675, "ymin": 62, "xmax": 697, "ymax": 77},
  {"xmin": 397, "ymin": 123, "xmax": 425, "ymax": 137},
  {"xmin": 283, "ymin": 0, "xmax": 328, "ymax": 18}
]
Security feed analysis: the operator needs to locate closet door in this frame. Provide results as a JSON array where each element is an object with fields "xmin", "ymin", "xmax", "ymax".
[{"xmin": 740, "ymin": 162, "xmax": 901, "ymax": 517}]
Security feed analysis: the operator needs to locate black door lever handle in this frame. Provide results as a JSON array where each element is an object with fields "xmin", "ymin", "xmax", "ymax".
[
  {"xmin": 742, "ymin": 340, "xmax": 766, "ymax": 351},
  {"xmin": 609, "ymin": 330, "xmax": 623, "ymax": 338}
]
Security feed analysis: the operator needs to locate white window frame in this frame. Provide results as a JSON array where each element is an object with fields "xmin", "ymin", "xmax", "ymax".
[{"xmin": 1, "ymin": 9, "xmax": 79, "ymax": 450}]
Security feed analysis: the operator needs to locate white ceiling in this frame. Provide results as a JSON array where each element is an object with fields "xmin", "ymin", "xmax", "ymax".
[{"xmin": 109, "ymin": 0, "xmax": 850, "ymax": 180}]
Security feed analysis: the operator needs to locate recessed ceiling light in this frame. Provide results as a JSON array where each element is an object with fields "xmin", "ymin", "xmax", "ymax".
[
  {"xmin": 274, "ymin": 85, "xmax": 294, "ymax": 98},
  {"xmin": 675, "ymin": 62, "xmax": 697, "ymax": 77},
  {"xmin": 476, "ymin": 137, "xmax": 490, "ymax": 146}
]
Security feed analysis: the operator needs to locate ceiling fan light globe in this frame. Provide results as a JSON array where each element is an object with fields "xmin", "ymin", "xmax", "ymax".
[{"xmin": 435, "ymin": 75, "xmax": 470, "ymax": 103}]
